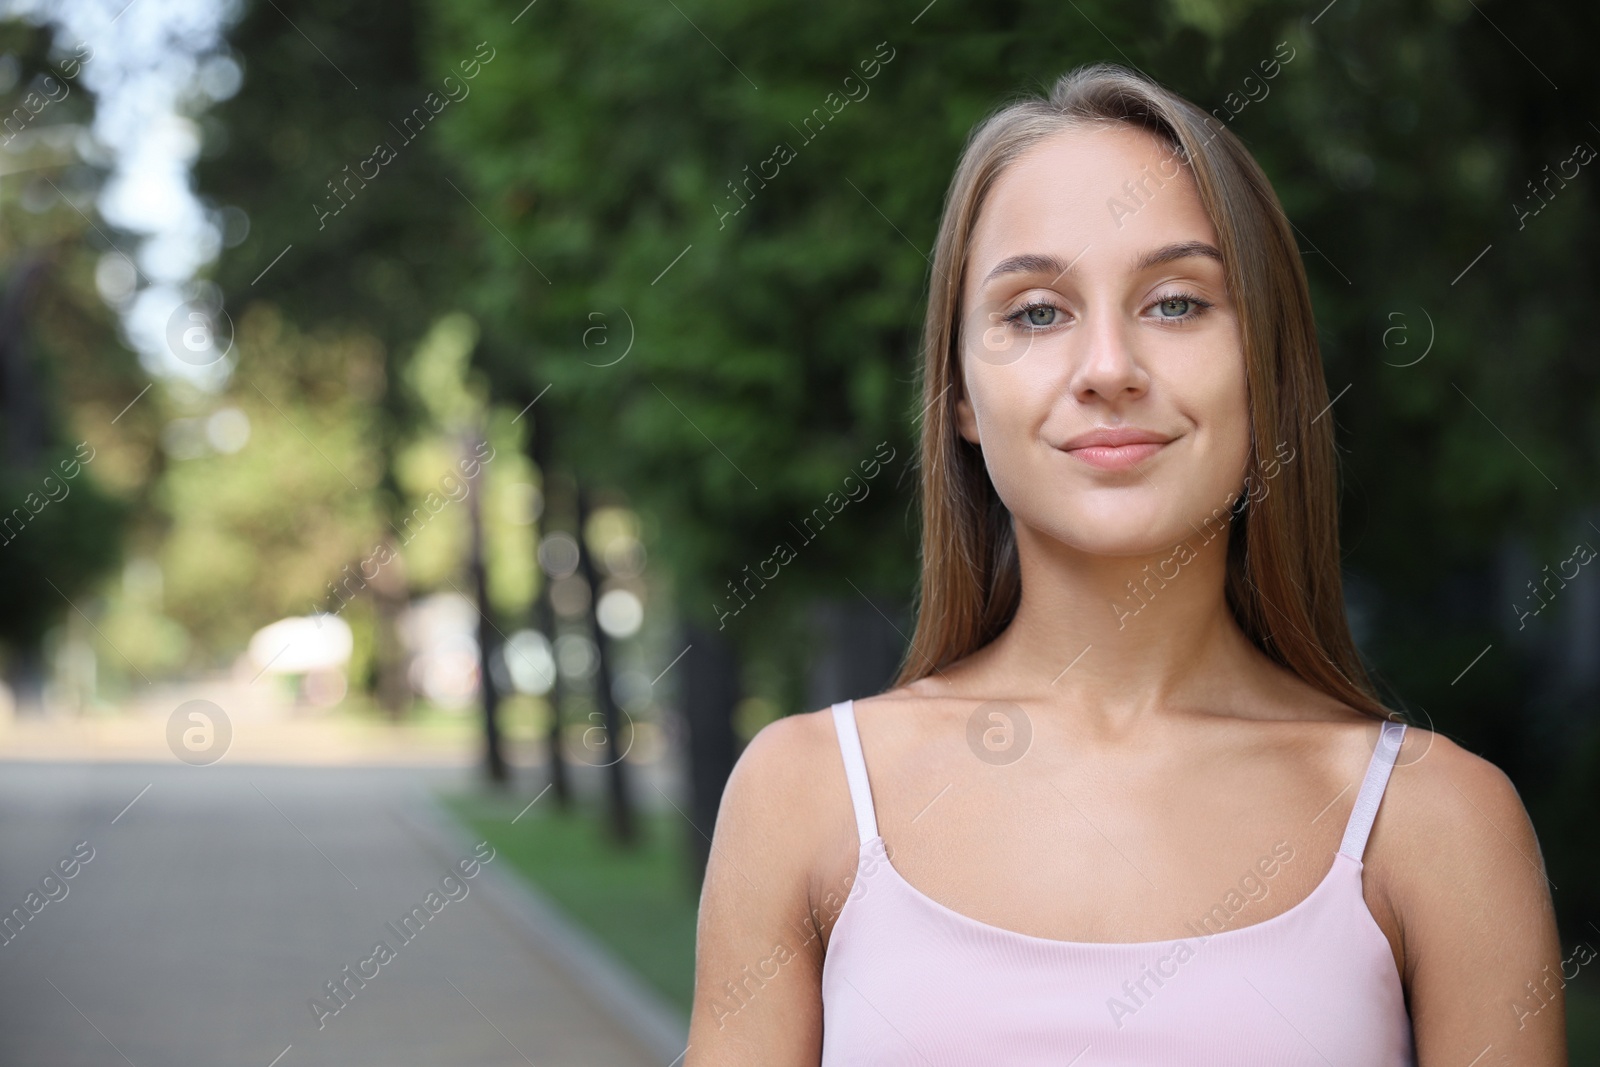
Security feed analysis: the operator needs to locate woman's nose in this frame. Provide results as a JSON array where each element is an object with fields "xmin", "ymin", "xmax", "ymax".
[{"xmin": 1067, "ymin": 308, "xmax": 1148, "ymax": 403}]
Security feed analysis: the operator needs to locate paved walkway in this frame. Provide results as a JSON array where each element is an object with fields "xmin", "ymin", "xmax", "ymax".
[{"xmin": 0, "ymin": 761, "xmax": 671, "ymax": 1066}]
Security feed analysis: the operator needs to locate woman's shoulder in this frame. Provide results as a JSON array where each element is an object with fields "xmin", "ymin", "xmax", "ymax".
[
  {"xmin": 1368, "ymin": 723, "xmax": 1540, "ymax": 887},
  {"xmin": 724, "ymin": 706, "xmax": 850, "ymax": 824},
  {"xmin": 724, "ymin": 690, "xmax": 938, "ymax": 827},
  {"xmin": 1365, "ymin": 723, "xmax": 1560, "ymax": 1047},
  {"xmin": 716, "ymin": 705, "xmax": 863, "ymax": 887},
  {"xmin": 1282, "ymin": 704, "xmax": 1527, "ymax": 851}
]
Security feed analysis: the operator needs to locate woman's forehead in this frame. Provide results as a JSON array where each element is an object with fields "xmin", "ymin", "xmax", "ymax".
[{"xmin": 967, "ymin": 125, "xmax": 1215, "ymax": 286}]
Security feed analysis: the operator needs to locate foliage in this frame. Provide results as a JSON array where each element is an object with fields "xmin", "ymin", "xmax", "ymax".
[
  {"xmin": 191, "ymin": 0, "xmax": 481, "ymax": 635},
  {"xmin": 0, "ymin": 20, "xmax": 138, "ymax": 656},
  {"xmin": 153, "ymin": 305, "xmax": 387, "ymax": 655},
  {"xmin": 193, "ymin": 0, "xmax": 472, "ymax": 361}
]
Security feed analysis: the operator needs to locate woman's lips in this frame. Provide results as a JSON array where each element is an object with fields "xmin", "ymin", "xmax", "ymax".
[{"xmin": 1062, "ymin": 441, "xmax": 1167, "ymax": 470}]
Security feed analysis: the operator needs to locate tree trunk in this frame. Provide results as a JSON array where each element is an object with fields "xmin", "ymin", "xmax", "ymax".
[
  {"xmin": 574, "ymin": 478, "xmax": 635, "ymax": 845},
  {"xmin": 467, "ymin": 429, "xmax": 508, "ymax": 785},
  {"xmin": 679, "ymin": 619, "xmax": 741, "ymax": 890},
  {"xmin": 0, "ymin": 255, "xmax": 50, "ymax": 472},
  {"xmin": 526, "ymin": 405, "xmax": 570, "ymax": 809},
  {"xmin": 0, "ymin": 254, "xmax": 51, "ymax": 715},
  {"xmin": 368, "ymin": 535, "xmax": 411, "ymax": 719},
  {"xmin": 804, "ymin": 594, "xmax": 911, "ymax": 711}
]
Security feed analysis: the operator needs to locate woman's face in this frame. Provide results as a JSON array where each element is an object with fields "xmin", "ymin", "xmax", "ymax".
[{"xmin": 955, "ymin": 122, "xmax": 1252, "ymax": 559}]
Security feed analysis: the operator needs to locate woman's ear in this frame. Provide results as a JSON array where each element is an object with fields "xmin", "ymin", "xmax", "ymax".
[{"xmin": 955, "ymin": 390, "xmax": 980, "ymax": 445}]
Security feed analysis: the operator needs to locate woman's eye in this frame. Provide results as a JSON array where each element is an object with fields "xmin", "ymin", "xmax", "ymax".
[
  {"xmin": 1002, "ymin": 302, "xmax": 1059, "ymax": 329},
  {"xmin": 1149, "ymin": 292, "xmax": 1212, "ymax": 321},
  {"xmin": 998, "ymin": 293, "xmax": 1209, "ymax": 331}
]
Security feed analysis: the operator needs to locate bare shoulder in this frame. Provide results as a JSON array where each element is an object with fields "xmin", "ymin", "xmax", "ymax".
[
  {"xmin": 851, "ymin": 677, "xmax": 973, "ymax": 730},
  {"xmin": 716, "ymin": 706, "xmax": 865, "ymax": 902},
  {"xmin": 1371, "ymin": 726, "xmax": 1564, "ymax": 1062},
  {"xmin": 1379, "ymin": 725, "xmax": 1542, "ymax": 867},
  {"xmin": 725, "ymin": 707, "xmax": 840, "ymax": 805},
  {"xmin": 717, "ymin": 707, "xmax": 856, "ymax": 856},
  {"xmin": 1373, "ymin": 724, "xmax": 1551, "ymax": 913},
  {"xmin": 687, "ymin": 707, "xmax": 858, "ymax": 1063}
]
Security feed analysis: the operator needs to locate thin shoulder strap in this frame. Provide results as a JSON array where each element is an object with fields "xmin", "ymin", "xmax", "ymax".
[
  {"xmin": 831, "ymin": 699, "xmax": 880, "ymax": 844},
  {"xmin": 1338, "ymin": 720, "xmax": 1407, "ymax": 861}
]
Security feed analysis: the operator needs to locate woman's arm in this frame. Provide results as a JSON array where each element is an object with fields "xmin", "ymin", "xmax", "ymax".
[
  {"xmin": 685, "ymin": 711, "xmax": 838, "ymax": 1066},
  {"xmin": 1393, "ymin": 731, "xmax": 1568, "ymax": 1065}
]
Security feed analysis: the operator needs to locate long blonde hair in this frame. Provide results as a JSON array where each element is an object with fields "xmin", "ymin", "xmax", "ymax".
[{"xmin": 894, "ymin": 62, "xmax": 1391, "ymax": 722}]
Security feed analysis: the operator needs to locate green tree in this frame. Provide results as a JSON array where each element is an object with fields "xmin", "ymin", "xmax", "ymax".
[
  {"xmin": 193, "ymin": 0, "xmax": 480, "ymax": 715},
  {"xmin": 0, "ymin": 20, "xmax": 135, "ymax": 700}
]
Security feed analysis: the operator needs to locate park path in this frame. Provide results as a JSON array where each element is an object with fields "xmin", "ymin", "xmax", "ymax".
[{"xmin": 0, "ymin": 760, "xmax": 671, "ymax": 1067}]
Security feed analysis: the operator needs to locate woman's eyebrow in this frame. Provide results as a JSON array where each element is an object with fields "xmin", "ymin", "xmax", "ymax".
[
  {"xmin": 979, "ymin": 241, "xmax": 1224, "ymax": 286},
  {"xmin": 1131, "ymin": 240, "xmax": 1224, "ymax": 273}
]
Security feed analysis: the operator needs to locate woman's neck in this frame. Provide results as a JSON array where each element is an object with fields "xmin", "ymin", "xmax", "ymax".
[{"xmin": 951, "ymin": 519, "xmax": 1261, "ymax": 737}]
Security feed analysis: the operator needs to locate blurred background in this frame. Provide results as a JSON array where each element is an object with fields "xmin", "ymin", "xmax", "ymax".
[{"xmin": 0, "ymin": 0, "xmax": 1594, "ymax": 1062}]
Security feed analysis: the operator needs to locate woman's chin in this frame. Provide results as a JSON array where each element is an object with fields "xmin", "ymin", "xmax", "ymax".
[{"xmin": 1021, "ymin": 518, "xmax": 1198, "ymax": 560}]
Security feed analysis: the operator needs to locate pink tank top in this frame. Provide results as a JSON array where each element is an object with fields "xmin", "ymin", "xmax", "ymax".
[{"xmin": 820, "ymin": 699, "xmax": 1416, "ymax": 1065}]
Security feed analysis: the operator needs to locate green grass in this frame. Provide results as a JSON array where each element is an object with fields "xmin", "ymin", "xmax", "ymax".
[{"xmin": 439, "ymin": 790, "xmax": 699, "ymax": 1016}]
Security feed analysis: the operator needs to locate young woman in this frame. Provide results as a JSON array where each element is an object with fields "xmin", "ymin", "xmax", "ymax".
[{"xmin": 687, "ymin": 63, "xmax": 1566, "ymax": 1066}]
